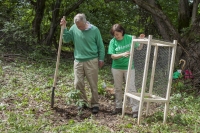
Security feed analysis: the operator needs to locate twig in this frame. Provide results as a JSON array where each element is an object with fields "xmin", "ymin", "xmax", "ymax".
[
  {"xmin": 177, "ymin": 43, "xmax": 190, "ymax": 57},
  {"xmin": 2, "ymin": 54, "xmax": 22, "ymax": 57}
]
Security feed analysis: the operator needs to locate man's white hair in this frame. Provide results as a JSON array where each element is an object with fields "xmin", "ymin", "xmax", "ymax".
[{"xmin": 74, "ymin": 13, "xmax": 87, "ymax": 23}]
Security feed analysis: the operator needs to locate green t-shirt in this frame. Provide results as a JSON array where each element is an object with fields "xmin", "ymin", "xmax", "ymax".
[
  {"xmin": 108, "ymin": 34, "xmax": 139, "ymax": 70},
  {"xmin": 62, "ymin": 23, "xmax": 105, "ymax": 62}
]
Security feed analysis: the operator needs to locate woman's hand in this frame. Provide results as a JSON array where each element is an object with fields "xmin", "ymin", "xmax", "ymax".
[
  {"xmin": 123, "ymin": 51, "xmax": 130, "ymax": 57},
  {"xmin": 137, "ymin": 34, "xmax": 145, "ymax": 50},
  {"xmin": 139, "ymin": 34, "xmax": 145, "ymax": 39}
]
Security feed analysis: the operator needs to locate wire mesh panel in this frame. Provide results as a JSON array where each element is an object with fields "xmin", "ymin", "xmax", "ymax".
[
  {"xmin": 134, "ymin": 44, "xmax": 172, "ymax": 97},
  {"xmin": 122, "ymin": 35, "xmax": 177, "ymax": 125}
]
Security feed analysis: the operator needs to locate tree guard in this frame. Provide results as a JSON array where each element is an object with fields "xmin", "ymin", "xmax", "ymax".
[{"xmin": 122, "ymin": 35, "xmax": 177, "ymax": 124}]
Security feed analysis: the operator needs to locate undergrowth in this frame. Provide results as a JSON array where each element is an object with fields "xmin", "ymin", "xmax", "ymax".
[{"xmin": 0, "ymin": 54, "xmax": 200, "ymax": 133}]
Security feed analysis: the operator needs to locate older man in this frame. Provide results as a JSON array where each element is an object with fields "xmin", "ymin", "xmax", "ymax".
[{"xmin": 60, "ymin": 13, "xmax": 105, "ymax": 114}]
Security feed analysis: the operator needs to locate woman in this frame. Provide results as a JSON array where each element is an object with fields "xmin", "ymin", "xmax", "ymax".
[{"xmin": 108, "ymin": 24, "xmax": 145, "ymax": 117}]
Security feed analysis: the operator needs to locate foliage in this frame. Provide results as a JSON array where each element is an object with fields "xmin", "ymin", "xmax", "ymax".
[
  {"xmin": 66, "ymin": 89, "xmax": 87, "ymax": 107},
  {"xmin": 0, "ymin": 21, "xmax": 37, "ymax": 52},
  {"xmin": 0, "ymin": 0, "xmax": 149, "ymax": 53},
  {"xmin": 172, "ymin": 78, "xmax": 193, "ymax": 94},
  {"xmin": 64, "ymin": 119, "xmax": 110, "ymax": 133},
  {"xmin": 1, "ymin": 0, "xmax": 200, "ymax": 132},
  {"xmin": 98, "ymin": 84, "xmax": 106, "ymax": 95},
  {"xmin": 77, "ymin": 0, "xmax": 148, "ymax": 44},
  {"xmin": 158, "ymin": 0, "xmax": 179, "ymax": 28},
  {"xmin": 1, "ymin": 0, "xmax": 200, "ymax": 52}
]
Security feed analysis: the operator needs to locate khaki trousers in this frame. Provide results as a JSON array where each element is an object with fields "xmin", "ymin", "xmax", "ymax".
[
  {"xmin": 112, "ymin": 68, "xmax": 139, "ymax": 112},
  {"xmin": 74, "ymin": 58, "xmax": 99, "ymax": 107}
]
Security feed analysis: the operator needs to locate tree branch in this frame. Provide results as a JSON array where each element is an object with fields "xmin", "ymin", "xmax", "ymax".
[
  {"xmin": 148, "ymin": 0, "xmax": 171, "ymax": 41},
  {"xmin": 132, "ymin": 0, "xmax": 180, "ymax": 41},
  {"xmin": 64, "ymin": 0, "xmax": 86, "ymax": 17}
]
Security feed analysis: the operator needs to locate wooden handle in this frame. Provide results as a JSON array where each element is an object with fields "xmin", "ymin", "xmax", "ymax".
[{"xmin": 53, "ymin": 16, "xmax": 65, "ymax": 87}]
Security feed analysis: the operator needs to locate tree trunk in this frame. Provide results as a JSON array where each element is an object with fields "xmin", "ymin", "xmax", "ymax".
[
  {"xmin": 132, "ymin": 0, "xmax": 181, "ymax": 42},
  {"xmin": 30, "ymin": 0, "xmax": 46, "ymax": 42},
  {"xmin": 191, "ymin": 0, "xmax": 200, "ymax": 24},
  {"xmin": 148, "ymin": 0, "xmax": 171, "ymax": 41},
  {"xmin": 178, "ymin": 0, "xmax": 190, "ymax": 32},
  {"xmin": 44, "ymin": 0, "xmax": 61, "ymax": 46}
]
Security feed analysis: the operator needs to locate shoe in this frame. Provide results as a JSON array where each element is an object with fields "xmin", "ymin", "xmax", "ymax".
[
  {"xmin": 92, "ymin": 106, "xmax": 99, "ymax": 114},
  {"xmin": 133, "ymin": 111, "xmax": 138, "ymax": 118},
  {"xmin": 111, "ymin": 108, "xmax": 122, "ymax": 115}
]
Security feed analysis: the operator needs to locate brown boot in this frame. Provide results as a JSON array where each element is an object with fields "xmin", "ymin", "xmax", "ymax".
[{"xmin": 111, "ymin": 108, "xmax": 122, "ymax": 115}]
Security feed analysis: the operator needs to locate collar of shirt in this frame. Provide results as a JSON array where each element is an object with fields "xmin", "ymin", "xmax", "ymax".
[{"xmin": 85, "ymin": 21, "xmax": 93, "ymax": 30}]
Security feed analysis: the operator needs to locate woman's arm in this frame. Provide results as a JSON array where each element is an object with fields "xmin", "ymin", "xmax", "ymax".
[
  {"xmin": 111, "ymin": 51, "xmax": 130, "ymax": 59},
  {"xmin": 137, "ymin": 34, "xmax": 145, "ymax": 50}
]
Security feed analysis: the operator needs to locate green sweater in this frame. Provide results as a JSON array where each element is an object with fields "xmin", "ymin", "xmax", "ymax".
[
  {"xmin": 62, "ymin": 23, "xmax": 105, "ymax": 62},
  {"xmin": 108, "ymin": 34, "xmax": 139, "ymax": 70}
]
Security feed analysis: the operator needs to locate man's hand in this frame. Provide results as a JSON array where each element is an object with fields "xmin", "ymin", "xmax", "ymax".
[
  {"xmin": 99, "ymin": 60, "xmax": 104, "ymax": 68},
  {"xmin": 60, "ymin": 17, "xmax": 67, "ymax": 28}
]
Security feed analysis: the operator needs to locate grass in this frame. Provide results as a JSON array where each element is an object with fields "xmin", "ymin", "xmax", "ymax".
[{"xmin": 0, "ymin": 56, "xmax": 200, "ymax": 133}]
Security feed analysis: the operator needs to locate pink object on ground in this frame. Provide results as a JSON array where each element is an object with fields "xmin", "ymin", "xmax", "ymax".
[{"xmin": 184, "ymin": 69, "xmax": 193, "ymax": 79}]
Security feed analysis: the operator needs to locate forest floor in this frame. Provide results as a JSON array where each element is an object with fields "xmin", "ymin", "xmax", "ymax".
[
  {"xmin": 52, "ymin": 96, "xmax": 134, "ymax": 132},
  {"xmin": 1, "ymin": 54, "xmax": 199, "ymax": 132}
]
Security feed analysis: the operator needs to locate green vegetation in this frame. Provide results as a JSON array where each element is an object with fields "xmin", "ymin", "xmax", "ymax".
[
  {"xmin": 0, "ymin": 55, "xmax": 199, "ymax": 132},
  {"xmin": 1, "ymin": 0, "xmax": 200, "ymax": 132}
]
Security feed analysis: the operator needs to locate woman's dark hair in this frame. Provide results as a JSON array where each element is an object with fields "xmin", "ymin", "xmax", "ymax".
[{"xmin": 110, "ymin": 24, "xmax": 125, "ymax": 36}]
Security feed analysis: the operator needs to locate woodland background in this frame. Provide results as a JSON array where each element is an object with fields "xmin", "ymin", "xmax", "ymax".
[
  {"xmin": 1, "ymin": 0, "xmax": 200, "ymax": 72},
  {"xmin": 0, "ymin": 0, "xmax": 200, "ymax": 132}
]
